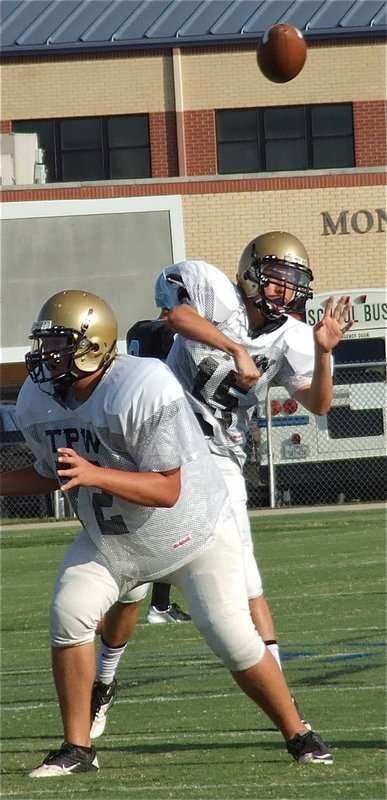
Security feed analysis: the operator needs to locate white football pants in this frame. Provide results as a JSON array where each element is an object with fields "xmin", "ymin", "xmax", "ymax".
[
  {"xmin": 211, "ymin": 454, "xmax": 263, "ymax": 599},
  {"xmin": 49, "ymin": 513, "xmax": 266, "ymax": 672}
]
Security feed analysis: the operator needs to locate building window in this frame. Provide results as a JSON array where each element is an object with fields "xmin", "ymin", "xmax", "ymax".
[
  {"xmin": 13, "ymin": 115, "xmax": 151, "ymax": 182},
  {"xmin": 216, "ymin": 103, "xmax": 354, "ymax": 174}
]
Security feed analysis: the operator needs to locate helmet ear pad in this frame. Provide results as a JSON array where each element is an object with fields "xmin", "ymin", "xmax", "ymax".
[{"xmin": 73, "ymin": 336, "xmax": 115, "ymax": 374}]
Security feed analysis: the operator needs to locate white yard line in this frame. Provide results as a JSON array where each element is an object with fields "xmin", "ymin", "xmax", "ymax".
[
  {"xmin": 2, "ymin": 778, "xmax": 385, "ymax": 798},
  {"xmin": 1, "ymin": 685, "xmax": 385, "ymax": 713}
]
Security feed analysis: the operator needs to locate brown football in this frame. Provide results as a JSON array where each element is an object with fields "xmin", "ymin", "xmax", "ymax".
[{"xmin": 257, "ymin": 23, "xmax": 307, "ymax": 83}]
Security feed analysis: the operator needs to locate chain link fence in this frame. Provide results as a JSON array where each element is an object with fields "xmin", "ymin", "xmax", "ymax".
[
  {"xmin": 0, "ymin": 437, "xmax": 73, "ymax": 520},
  {"xmin": 1, "ymin": 357, "xmax": 386, "ymax": 519},
  {"xmin": 244, "ymin": 358, "xmax": 387, "ymax": 508},
  {"xmin": 0, "ymin": 440, "xmax": 53, "ymax": 519},
  {"xmin": 0, "ymin": 401, "xmax": 74, "ymax": 521}
]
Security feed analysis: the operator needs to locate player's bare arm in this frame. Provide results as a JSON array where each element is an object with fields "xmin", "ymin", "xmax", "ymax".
[
  {"xmin": 57, "ymin": 448, "xmax": 181, "ymax": 507},
  {"xmin": 167, "ymin": 303, "xmax": 260, "ymax": 389},
  {"xmin": 0, "ymin": 465, "xmax": 59, "ymax": 496},
  {"xmin": 295, "ymin": 295, "xmax": 354, "ymax": 415}
]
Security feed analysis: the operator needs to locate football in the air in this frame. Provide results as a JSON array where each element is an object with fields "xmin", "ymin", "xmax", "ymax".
[{"xmin": 257, "ymin": 23, "xmax": 307, "ymax": 83}]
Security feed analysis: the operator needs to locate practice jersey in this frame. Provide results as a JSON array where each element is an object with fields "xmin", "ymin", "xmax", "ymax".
[
  {"xmin": 16, "ymin": 354, "xmax": 228, "ymax": 590},
  {"xmin": 158, "ymin": 260, "xmax": 317, "ymax": 467}
]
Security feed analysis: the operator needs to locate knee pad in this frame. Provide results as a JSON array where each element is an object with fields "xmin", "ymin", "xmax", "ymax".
[
  {"xmin": 50, "ymin": 585, "xmax": 99, "ymax": 647},
  {"xmin": 50, "ymin": 538, "xmax": 120, "ymax": 647},
  {"xmin": 192, "ymin": 605, "xmax": 266, "ymax": 672}
]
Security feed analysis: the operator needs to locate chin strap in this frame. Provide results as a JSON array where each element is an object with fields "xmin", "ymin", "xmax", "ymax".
[
  {"xmin": 52, "ymin": 367, "xmax": 79, "ymax": 392},
  {"xmin": 36, "ymin": 380, "xmax": 69, "ymax": 407},
  {"xmin": 249, "ymin": 313, "xmax": 287, "ymax": 339},
  {"xmin": 252, "ymin": 294, "xmax": 286, "ymax": 323}
]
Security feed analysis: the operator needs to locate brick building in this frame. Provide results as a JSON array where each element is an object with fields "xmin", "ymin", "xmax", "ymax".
[{"xmin": 0, "ymin": 0, "xmax": 386, "ymax": 394}]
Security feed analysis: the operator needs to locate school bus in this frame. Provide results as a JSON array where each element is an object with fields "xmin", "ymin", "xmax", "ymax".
[{"xmin": 249, "ymin": 289, "xmax": 387, "ymax": 506}]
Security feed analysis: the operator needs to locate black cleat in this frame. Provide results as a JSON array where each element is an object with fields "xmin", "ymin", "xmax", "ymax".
[
  {"xmin": 29, "ymin": 741, "xmax": 99, "ymax": 777},
  {"xmin": 90, "ymin": 677, "xmax": 117, "ymax": 738},
  {"xmin": 147, "ymin": 602, "xmax": 191, "ymax": 623},
  {"xmin": 286, "ymin": 730, "xmax": 333, "ymax": 764}
]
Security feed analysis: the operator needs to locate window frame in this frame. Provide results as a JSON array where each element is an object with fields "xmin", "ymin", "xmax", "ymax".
[
  {"xmin": 13, "ymin": 114, "xmax": 151, "ymax": 182},
  {"xmin": 216, "ymin": 102, "xmax": 354, "ymax": 174}
]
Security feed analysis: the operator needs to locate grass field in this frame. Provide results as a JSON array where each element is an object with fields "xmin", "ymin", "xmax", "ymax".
[{"xmin": 1, "ymin": 508, "xmax": 385, "ymax": 800}]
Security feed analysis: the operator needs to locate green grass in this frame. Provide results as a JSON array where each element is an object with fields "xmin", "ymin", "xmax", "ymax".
[{"xmin": 1, "ymin": 509, "xmax": 385, "ymax": 800}]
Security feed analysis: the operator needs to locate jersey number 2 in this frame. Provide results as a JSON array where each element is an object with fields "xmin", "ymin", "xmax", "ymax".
[{"xmin": 92, "ymin": 491, "xmax": 130, "ymax": 536}]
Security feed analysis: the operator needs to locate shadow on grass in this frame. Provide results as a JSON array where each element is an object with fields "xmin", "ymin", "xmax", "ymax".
[
  {"xmin": 1, "ymin": 734, "xmax": 385, "ymax": 756},
  {"xmin": 292, "ymin": 659, "xmax": 385, "ymax": 687}
]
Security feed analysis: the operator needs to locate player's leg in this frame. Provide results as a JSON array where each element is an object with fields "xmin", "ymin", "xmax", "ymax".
[
  {"xmin": 91, "ymin": 587, "xmax": 148, "ymax": 738},
  {"xmin": 212, "ymin": 454, "xmax": 310, "ymax": 725},
  {"xmin": 147, "ymin": 581, "xmax": 191, "ymax": 623},
  {"xmin": 211, "ymin": 456, "xmax": 280, "ymax": 650},
  {"xmin": 29, "ymin": 530, "xmax": 121, "ymax": 777},
  {"xmin": 167, "ymin": 513, "xmax": 331, "ymax": 764},
  {"xmin": 97, "ymin": 592, "xmax": 145, "ymax": 672},
  {"xmin": 52, "ymin": 640, "xmax": 96, "ymax": 745}
]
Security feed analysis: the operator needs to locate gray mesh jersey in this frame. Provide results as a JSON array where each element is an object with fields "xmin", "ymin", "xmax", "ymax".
[
  {"xmin": 159, "ymin": 260, "xmax": 316, "ymax": 467},
  {"xmin": 16, "ymin": 354, "xmax": 229, "ymax": 590}
]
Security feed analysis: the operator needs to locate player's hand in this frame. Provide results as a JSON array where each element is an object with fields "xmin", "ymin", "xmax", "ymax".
[
  {"xmin": 313, "ymin": 295, "xmax": 355, "ymax": 353},
  {"xmin": 233, "ymin": 347, "xmax": 261, "ymax": 389},
  {"xmin": 57, "ymin": 448, "xmax": 100, "ymax": 490}
]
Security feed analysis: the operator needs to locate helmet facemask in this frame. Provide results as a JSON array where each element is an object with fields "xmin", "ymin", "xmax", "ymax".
[
  {"xmin": 26, "ymin": 328, "xmax": 96, "ymax": 389},
  {"xmin": 248, "ymin": 255, "xmax": 313, "ymax": 321},
  {"xmin": 25, "ymin": 290, "xmax": 118, "ymax": 392},
  {"xmin": 237, "ymin": 233, "xmax": 314, "ymax": 323}
]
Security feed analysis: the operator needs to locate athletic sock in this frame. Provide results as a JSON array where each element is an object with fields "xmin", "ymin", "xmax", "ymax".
[
  {"xmin": 150, "ymin": 581, "xmax": 171, "ymax": 611},
  {"xmin": 265, "ymin": 640, "xmax": 282, "ymax": 671},
  {"xmin": 96, "ymin": 635, "xmax": 128, "ymax": 685}
]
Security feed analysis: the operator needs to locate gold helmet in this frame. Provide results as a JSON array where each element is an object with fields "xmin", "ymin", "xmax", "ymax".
[
  {"xmin": 25, "ymin": 290, "xmax": 117, "ymax": 387},
  {"xmin": 237, "ymin": 231, "xmax": 313, "ymax": 320}
]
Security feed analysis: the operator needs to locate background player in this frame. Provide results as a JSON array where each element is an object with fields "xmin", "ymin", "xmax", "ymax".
[
  {"xmin": 90, "ymin": 231, "xmax": 353, "ymax": 739},
  {"xmin": 127, "ymin": 312, "xmax": 191, "ymax": 624},
  {"xmin": 90, "ymin": 310, "xmax": 190, "ymax": 739},
  {"xmin": 156, "ymin": 232, "xmax": 353, "ymax": 666}
]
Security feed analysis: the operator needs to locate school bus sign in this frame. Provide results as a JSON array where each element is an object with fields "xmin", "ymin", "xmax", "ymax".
[{"xmin": 306, "ymin": 289, "xmax": 387, "ymax": 328}]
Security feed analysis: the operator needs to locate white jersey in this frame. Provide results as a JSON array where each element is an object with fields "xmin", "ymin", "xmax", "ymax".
[
  {"xmin": 16, "ymin": 354, "xmax": 228, "ymax": 589},
  {"xmin": 160, "ymin": 260, "xmax": 316, "ymax": 467}
]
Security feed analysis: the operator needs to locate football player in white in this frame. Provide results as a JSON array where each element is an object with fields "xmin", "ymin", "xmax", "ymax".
[
  {"xmin": 97, "ymin": 231, "xmax": 353, "ymax": 734},
  {"xmin": 158, "ymin": 230, "xmax": 353, "ymax": 668},
  {"xmin": 90, "ymin": 311, "xmax": 190, "ymax": 741},
  {"xmin": 126, "ymin": 312, "xmax": 191, "ymax": 625},
  {"xmin": 1, "ymin": 288, "xmax": 334, "ymax": 777}
]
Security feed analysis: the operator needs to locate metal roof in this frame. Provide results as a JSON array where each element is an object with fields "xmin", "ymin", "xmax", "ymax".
[{"xmin": 0, "ymin": 0, "xmax": 386, "ymax": 56}]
